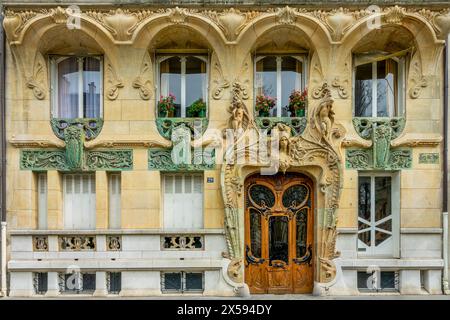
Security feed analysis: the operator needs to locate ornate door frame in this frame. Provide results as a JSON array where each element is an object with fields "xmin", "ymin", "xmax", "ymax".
[{"xmin": 244, "ymin": 172, "xmax": 315, "ymax": 294}]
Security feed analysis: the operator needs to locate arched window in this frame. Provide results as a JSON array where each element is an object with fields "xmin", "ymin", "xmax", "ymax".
[
  {"xmin": 353, "ymin": 53, "xmax": 406, "ymax": 118},
  {"xmin": 50, "ymin": 56, "xmax": 103, "ymax": 119},
  {"xmin": 254, "ymin": 55, "xmax": 306, "ymax": 118},
  {"xmin": 157, "ymin": 55, "xmax": 208, "ymax": 118}
]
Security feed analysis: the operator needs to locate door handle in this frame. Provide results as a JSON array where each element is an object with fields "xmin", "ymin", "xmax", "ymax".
[
  {"xmin": 293, "ymin": 244, "xmax": 313, "ymax": 266},
  {"xmin": 245, "ymin": 245, "xmax": 265, "ymax": 265}
]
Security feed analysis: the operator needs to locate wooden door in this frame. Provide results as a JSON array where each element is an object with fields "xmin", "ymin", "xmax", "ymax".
[{"xmin": 244, "ymin": 173, "xmax": 314, "ymax": 294}]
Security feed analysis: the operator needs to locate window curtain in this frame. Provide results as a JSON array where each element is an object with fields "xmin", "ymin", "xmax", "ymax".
[
  {"xmin": 58, "ymin": 57, "xmax": 79, "ymax": 118},
  {"xmin": 160, "ymin": 58, "xmax": 170, "ymax": 97}
]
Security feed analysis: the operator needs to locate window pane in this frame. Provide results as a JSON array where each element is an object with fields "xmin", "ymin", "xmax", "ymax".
[
  {"xmin": 185, "ymin": 273, "xmax": 203, "ymax": 291},
  {"xmin": 83, "ymin": 57, "xmax": 101, "ymax": 118},
  {"xmin": 58, "ymin": 57, "xmax": 79, "ymax": 118},
  {"xmin": 281, "ymin": 57, "xmax": 301, "ymax": 117},
  {"xmin": 355, "ymin": 63, "xmax": 373, "ymax": 117},
  {"xmin": 374, "ymin": 177, "xmax": 391, "ymax": 222},
  {"xmin": 185, "ymin": 57, "xmax": 206, "ymax": 108},
  {"xmin": 358, "ymin": 177, "xmax": 371, "ymax": 221},
  {"xmin": 82, "ymin": 273, "xmax": 96, "ymax": 291},
  {"xmin": 256, "ymin": 56, "xmax": 277, "ymax": 117},
  {"xmin": 269, "ymin": 215, "xmax": 289, "ymax": 264},
  {"xmin": 164, "ymin": 273, "xmax": 182, "ymax": 291},
  {"xmin": 160, "ymin": 57, "xmax": 182, "ymax": 116},
  {"xmin": 377, "ymin": 59, "xmax": 397, "ymax": 117}
]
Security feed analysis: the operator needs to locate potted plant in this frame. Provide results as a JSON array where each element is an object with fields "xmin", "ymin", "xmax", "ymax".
[
  {"xmin": 255, "ymin": 94, "xmax": 276, "ymax": 117},
  {"xmin": 187, "ymin": 98, "xmax": 207, "ymax": 118},
  {"xmin": 158, "ymin": 93, "xmax": 176, "ymax": 117},
  {"xmin": 288, "ymin": 88, "xmax": 308, "ymax": 117}
]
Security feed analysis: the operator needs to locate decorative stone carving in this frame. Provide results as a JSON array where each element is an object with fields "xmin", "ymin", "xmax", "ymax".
[
  {"xmin": 105, "ymin": 63, "xmax": 124, "ymax": 100},
  {"xmin": 384, "ymin": 5, "xmax": 406, "ymax": 24},
  {"xmin": 86, "ymin": 150, "xmax": 133, "ymax": 170},
  {"xmin": 162, "ymin": 236, "xmax": 203, "ymax": 250},
  {"xmin": 349, "ymin": 117, "xmax": 412, "ymax": 170},
  {"xmin": 156, "ymin": 118, "xmax": 208, "ymax": 140},
  {"xmin": 221, "ymin": 83, "xmax": 345, "ymax": 283},
  {"xmin": 47, "ymin": 6, "xmax": 69, "ymax": 24},
  {"xmin": 33, "ymin": 236, "xmax": 49, "ymax": 251},
  {"xmin": 167, "ymin": 6, "xmax": 190, "ymax": 24},
  {"xmin": 212, "ymin": 61, "xmax": 230, "ymax": 100},
  {"xmin": 310, "ymin": 8, "xmax": 356, "ymax": 42},
  {"xmin": 255, "ymin": 117, "xmax": 307, "ymax": 136},
  {"xmin": 26, "ymin": 53, "xmax": 47, "ymax": 100},
  {"xmin": 21, "ymin": 150, "xmax": 67, "ymax": 170},
  {"xmin": 106, "ymin": 236, "xmax": 122, "ymax": 251},
  {"xmin": 171, "ymin": 124, "xmax": 192, "ymax": 166},
  {"xmin": 200, "ymin": 8, "xmax": 260, "ymax": 42},
  {"xmin": 148, "ymin": 148, "xmax": 214, "ymax": 171},
  {"xmin": 275, "ymin": 6, "xmax": 297, "ymax": 25},
  {"xmin": 409, "ymin": 61, "xmax": 428, "ymax": 99},
  {"xmin": 59, "ymin": 236, "xmax": 96, "ymax": 251},
  {"xmin": 51, "ymin": 118, "xmax": 104, "ymax": 141},
  {"xmin": 132, "ymin": 52, "xmax": 153, "ymax": 100},
  {"xmin": 65, "ymin": 126, "xmax": 84, "ymax": 170},
  {"xmin": 419, "ymin": 153, "xmax": 440, "ymax": 164},
  {"xmin": 21, "ymin": 149, "xmax": 133, "ymax": 171},
  {"xmin": 331, "ymin": 77, "xmax": 349, "ymax": 99},
  {"xmin": 227, "ymin": 82, "xmax": 252, "ymax": 132},
  {"xmin": 3, "ymin": 10, "xmax": 39, "ymax": 41}
]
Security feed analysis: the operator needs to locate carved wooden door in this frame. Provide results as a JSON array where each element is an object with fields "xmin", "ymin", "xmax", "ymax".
[{"xmin": 244, "ymin": 173, "xmax": 314, "ymax": 294}]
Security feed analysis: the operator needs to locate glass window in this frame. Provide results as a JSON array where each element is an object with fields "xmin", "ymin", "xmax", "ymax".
[
  {"xmin": 33, "ymin": 272, "xmax": 48, "ymax": 295},
  {"xmin": 354, "ymin": 57, "xmax": 403, "ymax": 117},
  {"xmin": 357, "ymin": 271, "xmax": 399, "ymax": 292},
  {"xmin": 51, "ymin": 56, "xmax": 102, "ymax": 119},
  {"xmin": 358, "ymin": 174, "xmax": 398, "ymax": 256},
  {"xmin": 161, "ymin": 272, "xmax": 204, "ymax": 293},
  {"xmin": 63, "ymin": 174, "xmax": 96, "ymax": 230},
  {"xmin": 163, "ymin": 174, "xmax": 203, "ymax": 229},
  {"xmin": 159, "ymin": 55, "xmax": 207, "ymax": 118},
  {"xmin": 255, "ymin": 55, "xmax": 304, "ymax": 117},
  {"xmin": 60, "ymin": 272, "xmax": 96, "ymax": 294},
  {"xmin": 107, "ymin": 272, "xmax": 121, "ymax": 294},
  {"xmin": 37, "ymin": 173, "xmax": 47, "ymax": 230}
]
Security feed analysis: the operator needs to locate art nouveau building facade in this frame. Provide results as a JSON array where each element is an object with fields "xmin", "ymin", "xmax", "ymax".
[{"xmin": 1, "ymin": 1, "xmax": 450, "ymax": 296}]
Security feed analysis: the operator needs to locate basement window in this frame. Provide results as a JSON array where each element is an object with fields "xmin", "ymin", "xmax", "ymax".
[
  {"xmin": 357, "ymin": 271, "xmax": 399, "ymax": 292},
  {"xmin": 33, "ymin": 272, "xmax": 48, "ymax": 295},
  {"xmin": 161, "ymin": 272, "xmax": 204, "ymax": 293}
]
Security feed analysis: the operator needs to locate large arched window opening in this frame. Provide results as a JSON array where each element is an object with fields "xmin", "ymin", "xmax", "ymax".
[
  {"xmin": 254, "ymin": 55, "xmax": 306, "ymax": 118},
  {"xmin": 50, "ymin": 55, "xmax": 103, "ymax": 119},
  {"xmin": 157, "ymin": 54, "xmax": 208, "ymax": 118}
]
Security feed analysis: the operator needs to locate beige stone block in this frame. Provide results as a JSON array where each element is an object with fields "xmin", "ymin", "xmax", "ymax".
[
  {"xmin": 338, "ymin": 188, "xmax": 357, "ymax": 209},
  {"xmin": 96, "ymin": 171, "xmax": 108, "ymax": 229},
  {"xmin": 104, "ymin": 100, "xmax": 122, "ymax": 120},
  {"xmin": 204, "ymin": 189, "xmax": 224, "ymax": 209},
  {"xmin": 101, "ymin": 121, "xmax": 130, "ymax": 136},
  {"xmin": 401, "ymin": 170, "xmax": 441, "ymax": 189},
  {"xmin": 336, "ymin": 208, "xmax": 357, "ymax": 228},
  {"xmin": 11, "ymin": 190, "xmax": 34, "ymax": 211},
  {"xmin": 13, "ymin": 170, "xmax": 35, "ymax": 190},
  {"xmin": 122, "ymin": 209, "xmax": 160, "ymax": 229},
  {"xmin": 401, "ymin": 188, "xmax": 441, "ymax": 209},
  {"xmin": 129, "ymin": 121, "xmax": 153, "ymax": 136},
  {"xmin": 133, "ymin": 149, "xmax": 148, "ymax": 171},
  {"xmin": 342, "ymin": 170, "xmax": 358, "ymax": 189},
  {"xmin": 204, "ymin": 208, "xmax": 224, "ymax": 229},
  {"xmin": 122, "ymin": 171, "xmax": 160, "ymax": 190},
  {"xmin": 401, "ymin": 209, "xmax": 441, "ymax": 228},
  {"xmin": 121, "ymin": 100, "xmax": 152, "ymax": 121},
  {"xmin": 122, "ymin": 189, "xmax": 159, "ymax": 210}
]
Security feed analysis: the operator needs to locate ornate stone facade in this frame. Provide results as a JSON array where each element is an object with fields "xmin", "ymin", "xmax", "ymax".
[{"xmin": 2, "ymin": 1, "xmax": 448, "ymax": 297}]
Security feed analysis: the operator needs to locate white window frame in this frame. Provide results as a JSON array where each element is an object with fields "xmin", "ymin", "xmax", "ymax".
[
  {"xmin": 162, "ymin": 173, "xmax": 204, "ymax": 230},
  {"xmin": 357, "ymin": 172, "xmax": 400, "ymax": 258},
  {"xmin": 353, "ymin": 56, "xmax": 405, "ymax": 118},
  {"xmin": 50, "ymin": 55, "xmax": 103, "ymax": 119},
  {"xmin": 156, "ymin": 55, "xmax": 209, "ymax": 118},
  {"xmin": 254, "ymin": 55, "xmax": 308, "ymax": 117},
  {"xmin": 37, "ymin": 172, "xmax": 47, "ymax": 230}
]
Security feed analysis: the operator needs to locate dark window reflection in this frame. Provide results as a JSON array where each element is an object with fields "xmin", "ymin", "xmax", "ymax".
[{"xmin": 269, "ymin": 215, "xmax": 289, "ymax": 264}]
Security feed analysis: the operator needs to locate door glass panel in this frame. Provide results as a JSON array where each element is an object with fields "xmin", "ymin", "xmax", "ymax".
[
  {"xmin": 250, "ymin": 209, "xmax": 262, "ymax": 258},
  {"xmin": 256, "ymin": 56, "xmax": 277, "ymax": 117},
  {"xmin": 375, "ymin": 177, "xmax": 391, "ymax": 222},
  {"xmin": 281, "ymin": 57, "xmax": 301, "ymax": 117},
  {"xmin": 269, "ymin": 216, "xmax": 289, "ymax": 264},
  {"xmin": 249, "ymin": 184, "xmax": 275, "ymax": 208},
  {"xmin": 185, "ymin": 57, "xmax": 206, "ymax": 107},
  {"xmin": 58, "ymin": 57, "xmax": 79, "ymax": 118},
  {"xmin": 358, "ymin": 177, "xmax": 371, "ymax": 221},
  {"xmin": 83, "ymin": 57, "xmax": 101, "ymax": 118},
  {"xmin": 282, "ymin": 184, "xmax": 308, "ymax": 209},
  {"xmin": 296, "ymin": 209, "xmax": 307, "ymax": 258},
  {"xmin": 160, "ymin": 57, "xmax": 182, "ymax": 117}
]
